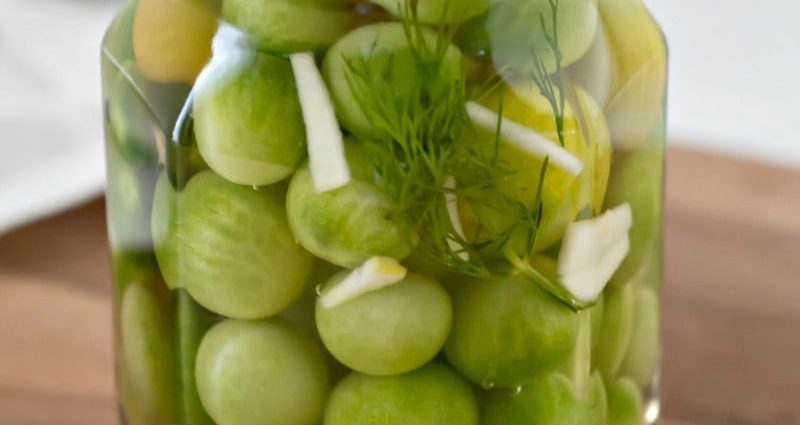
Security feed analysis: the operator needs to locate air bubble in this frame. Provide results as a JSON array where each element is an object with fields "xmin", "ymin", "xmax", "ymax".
[{"xmin": 480, "ymin": 380, "xmax": 496, "ymax": 390}]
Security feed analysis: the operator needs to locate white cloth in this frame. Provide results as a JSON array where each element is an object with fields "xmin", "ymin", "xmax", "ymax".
[{"xmin": 0, "ymin": 0, "xmax": 120, "ymax": 235}]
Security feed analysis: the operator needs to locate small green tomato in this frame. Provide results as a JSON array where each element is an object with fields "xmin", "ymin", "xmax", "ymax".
[
  {"xmin": 323, "ymin": 22, "xmax": 464, "ymax": 139},
  {"xmin": 488, "ymin": 0, "xmax": 600, "ymax": 77},
  {"xmin": 119, "ymin": 281, "xmax": 176, "ymax": 425},
  {"xmin": 222, "ymin": 0, "xmax": 356, "ymax": 54},
  {"xmin": 155, "ymin": 171, "xmax": 313, "ymax": 319},
  {"xmin": 286, "ymin": 141, "xmax": 415, "ymax": 268},
  {"xmin": 324, "ymin": 364, "xmax": 479, "ymax": 425},
  {"xmin": 196, "ymin": 319, "xmax": 330, "ymax": 425},
  {"xmin": 445, "ymin": 275, "xmax": 579, "ymax": 388},
  {"xmin": 371, "ymin": 0, "xmax": 489, "ymax": 24},
  {"xmin": 316, "ymin": 273, "xmax": 452, "ymax": 376},
  {"xmin": 481, "ymin": 372, "xmax": 607, "ymax": 425},
  {"xmin": 193, "ymin": 51, "xmax": 306, "ymax": 186}
]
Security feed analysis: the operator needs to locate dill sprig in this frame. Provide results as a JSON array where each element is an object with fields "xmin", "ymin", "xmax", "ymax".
[
  {"xmin": 342, "ymin": 2, "xmax": 591, "ymax": 310},
  {"xmin": 530, "ymin": 0, "xmax": 567, "ymax": 147}
]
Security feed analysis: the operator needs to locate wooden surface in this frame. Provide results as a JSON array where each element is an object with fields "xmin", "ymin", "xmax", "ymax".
[{"xmin": 0, "ymin": 147, "xmax": 798, "ymax": 425}]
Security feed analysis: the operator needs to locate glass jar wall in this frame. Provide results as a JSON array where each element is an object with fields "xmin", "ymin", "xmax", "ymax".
[{"xmin": 101, "ymin": 0, "xmax": 667, "ymax": 424}]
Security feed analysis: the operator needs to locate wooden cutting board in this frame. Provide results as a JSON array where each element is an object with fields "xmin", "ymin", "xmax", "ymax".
[{"xmin": 0, "ymin": 147, "xmax": 798, "ymax": 425}]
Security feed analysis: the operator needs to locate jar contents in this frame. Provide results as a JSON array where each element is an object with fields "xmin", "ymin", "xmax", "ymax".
[{"xmin": 102, "ymin": 0, "xmax": 666, "ymax": 424}]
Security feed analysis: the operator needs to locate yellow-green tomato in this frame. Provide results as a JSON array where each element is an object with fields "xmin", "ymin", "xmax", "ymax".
[
  {"xmin": 619, "ymin": 287, "xmax": 660, "ymax": 388},
  {"xmin": 487, "ymin": 0, "xmax": 599, "ymax": 77},
  {"xmin": 133, "ymin": 0, "xmax": 217, "ymax": 83},
  {"xmin": 196, "ymin": 319, "xmax": 330, "ymax": 425},
  {"xmin": 193, "ymin": 51, "xmax": 306, "ymax": 186},
  {"xmin": 120, "ymin": 281, "xmax": 176, "ymax": 425},
  {"xmin": 323, "ymin": 22, "xmax": 464, "ymax": 139},
  {"xmin": 457, "ymin": 84, "xmax": 592, "ymax": 253},
  {"xmin": 606, "ymin": 377, "xmax": 644, "ymax": 425},
  {"xmin": 157, "ymin": 171, "xmax": 313, "ymax": 319},
  {"xmin": 316, "ymin": 273, "xmax": 452, "ymax": 376},
  {"xmin": 445, "ymin": 275, "xmax": 579, "ymax": 388},
  {"xmin": 286, "ymin": 142, "xmax": 415, "ymax": 268},
  {"xmin": 592, "ymin": 283, "xmax": 634, "ymax": 378},
  {"xmin": 371, "ymin": 0, "xmax": 490, "ymax": 24},
  {"xmin": 324, "ymin": 364, "xmax": 479, "ymax": 425},
  {"xmin": 481, "ymin": 372, "xmax": 607, "ymax": 425},
  {"xmin": 222, "ymin": 0, "xmax": 356, "ymax": 54}
]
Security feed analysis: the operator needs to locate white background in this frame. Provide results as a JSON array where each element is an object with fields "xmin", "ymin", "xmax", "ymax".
[
  {"xmin": 0, "ymin": 0, "xmax": 798, "ymax": 233},
  {"xmin": 647, "ymin": 0, "xmax": 800, "ymax": 168}
]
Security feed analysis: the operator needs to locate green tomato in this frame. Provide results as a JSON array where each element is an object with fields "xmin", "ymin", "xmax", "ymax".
[
  {"xmin": 456, "ymin": 83, "xmax": 592, "ymax": 253},
  {"xmin": 323, "ymin": 22, "xmax": 464, "ymax": 139},
  {"xmin": 119, "ymin": 281, "xmax": 176, "ymax": 425},
  {"xmin": 606, "ymin": 377, "xmax": 643, "ymax": 425},
  {"xmin": 371, "ymin": 0, "xmax": 489, "ymax": 24},
  {"xmin": 481, "ymin": 372, "xmax": 607, "ymax": 425},
  {"xmin": 592, "ymin": 283, "xmax": 634, "ymax": 378},
  {"xmin": 444, "ymin": 275, "xmax": 579, "ymax": 388},
  {"xmin": 604, "ymin": 140, "xmax": 663, "ymax": 284},
  {"xmin": 222, "ymin": 0, "xmax": 356, "ymax": 54},
  {"xmin": 175, "ymin": 291, "xmax": 216, "ymax": 425},
  {"xmin": 286, "ymin": 142, "xmax": 414, "ymax": 268},
  {"xmin": 194, "ymin": 50, "xmax": 306, "ymax": 186},
  {"xmin": 324, "ymin": 364, "xmax": 479, "ymax": 425},
  {"xmin": 487, "ymin": 0, "xmax": 599, "ymax": 77},
  {"xmin": 133, "ymin": 0, "xmax": 217, "ymax": 84},
  {"xmin": 196, "ymin": 319, "xmax": 330, "ymax": 425},
  {"xmin": 619, "ymin": 287, "xmax": 660, "ymax": 388},
  {"xmin": 156, "ymin": 170, "xmax": 313, "ymax": 318},
  {"xmin": 316, "ymin": 273, "xmax": 452, "ymax": 376}
]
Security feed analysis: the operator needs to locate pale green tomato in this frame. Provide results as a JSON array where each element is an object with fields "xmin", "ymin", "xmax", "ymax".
[
  {"xmin": 606, "ymin": 377, "xmax": 644, "ymax": 425},
  {"xmin": 371, "ymin": 0, "xmax": 489, "ymax": 23},
  {"xmin": 193, "ymin": 51, "xmax": 306, "ymax": 186},
  {"xmin": 316, "ymin": 273, "xmax": 452, "ymax": 376},
  {"xmin": 445, "ymin": 275, "xmax": 579, "ymax": 388},
  {"xmin": 481, "ymin": 372, "xmax": 607, "ymax": 425},
  {"xmin": 286, "ymin": 142, "xmax": 414, "ymax": 268},
  {"xmin": 619, "ymin": 287, "xmax": 660, "ymax": 388},
  {"xmin": 119, "ymin": 281, "xmax": 176, "ymax": 425},
  {"xmin": 324, "ymin": 364, "xmax": 479, "ymax": 425},
  {"xmin": 196, "ymin": 319, "xmax": 329, "ymax": 425},
  {"xmin": 133, "ymin": 0, "xmax": 217, "ymax": 84},
  {"xmin": 457, "ymin": 83, "xmax": 595, "ymax": 253},
  {"xmin": 487, "ymin": 0, "xmax": 599, "ymax": 77},
  {"xmin": 222, "ymin": 0, "xmax": 356, "ymax": 54},
  {"xmin": 156, "ymin": 171, "xmax": 313, "ymax": 318},
  {"xmin": 592, "ymin": 283, "xmax": 634, "ymax": 378},
  {"xmin": 323, "ymin": 22, "xmax": 464, "ymax": 139}
]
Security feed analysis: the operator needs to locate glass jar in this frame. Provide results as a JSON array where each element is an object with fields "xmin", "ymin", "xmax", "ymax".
[{"xmin": 101, "ymin": 0, "xmax": 666, "ymax": 424}]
